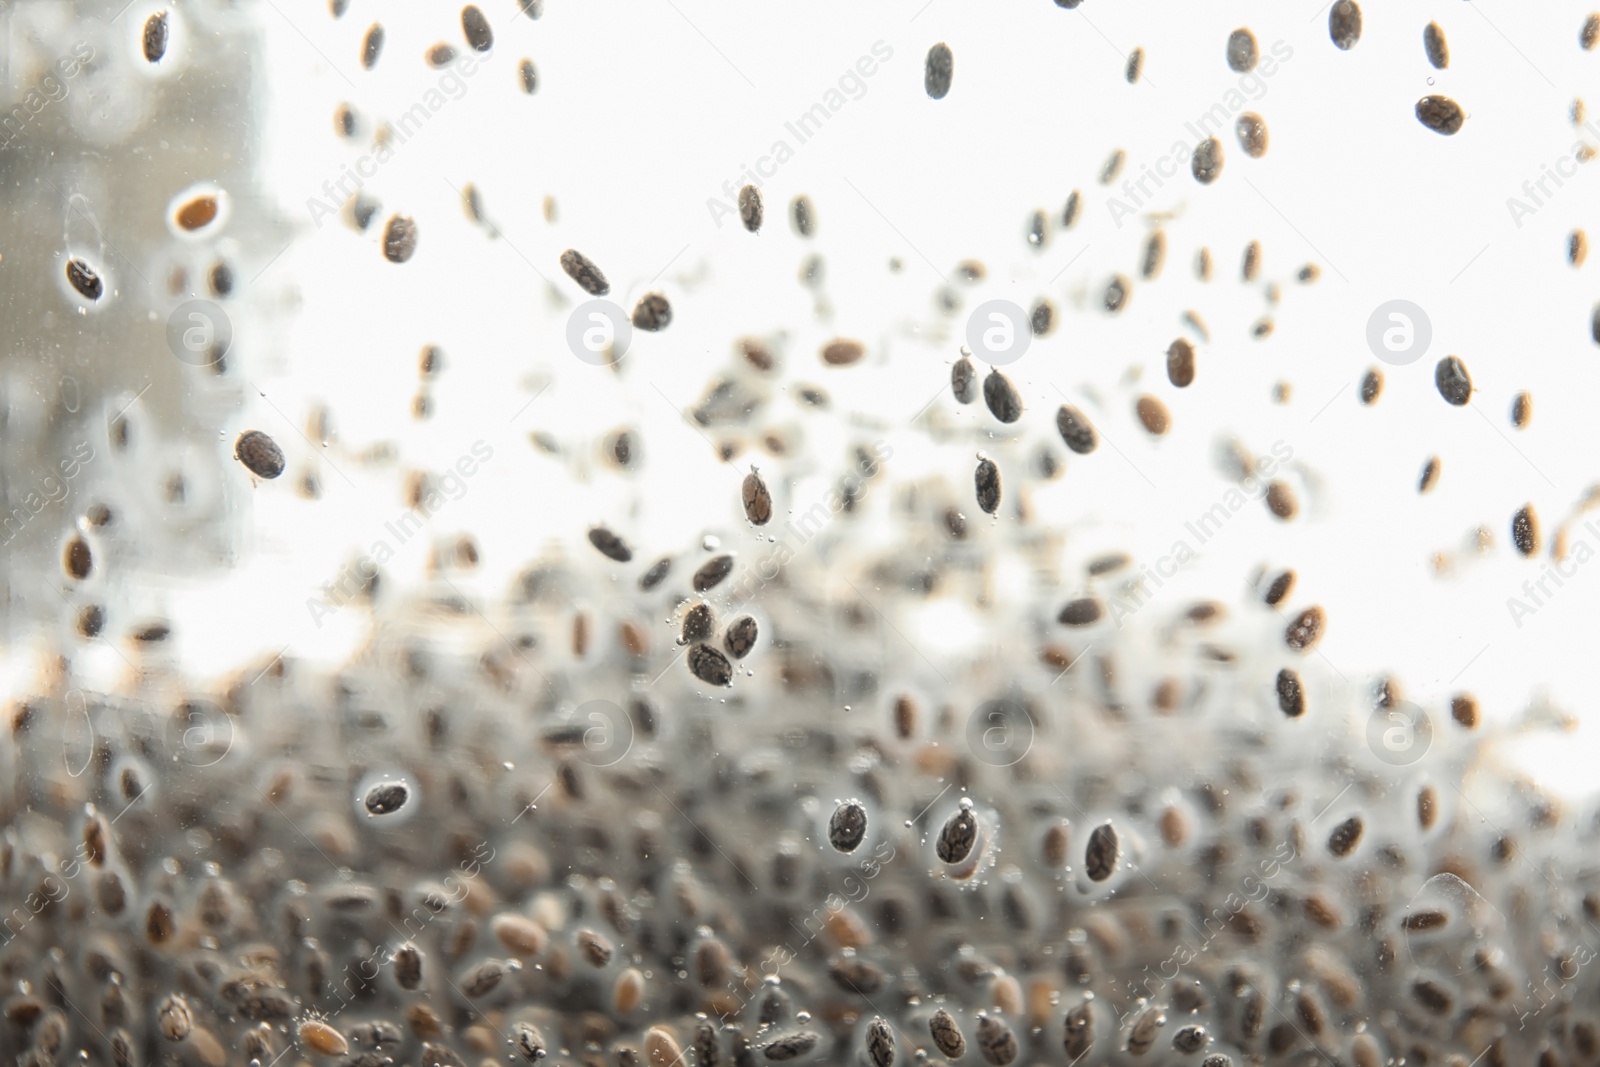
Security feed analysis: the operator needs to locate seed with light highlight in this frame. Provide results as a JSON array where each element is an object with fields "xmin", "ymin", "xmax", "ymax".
[
  {"xmin": 925, "ymin": 43, "xmax": 953, "ymax": 98},
  {"xmin": 1085, "ymin": 822, "xmax": 1119, "ymax": 881},
  {"xmin": 1276, "ymin": 669, "xmax": 1304, "ymax": 717},
  {"xmin": 1192, "ymin": 138, "xmax": 1223, "ymax": 184},
  {"xmin": 1512, "ymin": 505, "xmax": 1539, "ymax": 556},
  {"xmin": 975, "ymin": 458, "xmax": 1001, "ymax": 515},
  {"xmin": 362, "ymin": 23, "xmax": 383, "ymax": 68},
  {"xmin": 1167, "ymin": 339, "xmax": 1195, "ymax": 387},
  {"xmin": 1416, "ymin": 95, "xmax": 1465, "ymax": 135},
  {"xmin": 363, "ymin": 780, "xmax": 408, "ymax": 815},
  {"xmin": 143, "ymin": 12, "xmax": 169, "ymax": 62},
  {"xmin": 1136, "ymin": 395, "xmax": 1170, "ymax": 435},
  {"xmin": 791, "ymin": 195, "xmax": 816, "ymax": 237},
  {"xmin": 631, "ymin": 293, "xmax": 671, "ymax": 331},
  {"xmin": 1227, "ymin": 28, "xmax": 1258, "ymax": 71},
  {"xmin": 1360, "ymin": 368, "xmax": 1383, "ymax": 405},
  {"xmin": 1285, "ymin": 606, "xmax": 1325, "ymax": 651},
  {"xmin": 1057, "ymin": 405, "xmax": 1098, "ymax": 454},
  {"xmin": 976, "ymin": 1016, "xmax": 1017, "ymax": 1066},
  {"xmin": 952, "ymin": 357, "xmax": 978, "ymax": 404},
  {"xmin": 66, "ymin": 258, "xmax": 103, "ymax": 300},
  {"xmin": 937, "ymin": 805, "xmax": 978, "ymax": 864},
  {"xmin": 829, "ymin": 800, "xmax": 867, "ymax": 853},
  {"xmin": 742, "ymin": 471, "xmax": 772, "ymax": 525},
  {"xmin": 560, "ymin": 249, "xmax": 609, "ymax": 296},
  {"xmin": 724, "ymin": 615, "xmax": 759, "ymax": 659},
  {"xmin": 1330, "ymin": 0, "xmax": 1362, "ymax": 49},
  {"xmin": 1328, "ymin": 816, "xmax": 1363, "ymax": 856},
  {"xmin": 461, "ymin": 5, "xmax": 493, "ymax": 51},
  {"xmin": 1424, "ymin": 22, "xmax": 1449, "ymax": 68},
  {"xmin": 157, "ymin": 995, "xmax": 193, "ymax": 1041},
  {"xmin": 299, "ymin": 1021, "xmax": 348, "ymax": 1057},
  {"xmin": 1236, "ymin": 113, "xmax": 1268, "ymax": 157}
]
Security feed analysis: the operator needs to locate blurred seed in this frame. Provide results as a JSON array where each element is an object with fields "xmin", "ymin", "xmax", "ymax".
[
  {"xmin": 461, "ymin": 5, "xmax": 493, "ymax": 51},
  {"xmin": 1586, "ymin": 13, "xmax": 1600, "ymax": 49},
  {"xmin": 930, "ymin": 1009, "xmax": 967, "ymax": 1059},
  {"xmin": 1512, "ymin": 392, "xmax": 1532, "ymax": 428},
  {"xmin": 362, "ymin": 23, "xmax": 383, "ymax": 68},
  {"xmin": 363, "ymin": 780, "xmax": 408, "ymax": 815},
  {"xmin": 1125, "ymin": 48, "xmax": 1143, "ymax": 83},
  {"xmin": 1417, "ymin": 95, "xmax": 1465, "ymax": 135},
  {"xmin": 1085, "ymin": 822, "xmax": 1118, "ymax": 881},
  {"xmin": 742, "ymin": 471, "xmax": 773, "ymax": 525},
  {"xmin": 1056, "ymin": 405, "xmax": 1098, "ymax": 454},
  {"xmin": 724, "ymin": 615, "xmax": 759, "ymax": 659},
  {"xmin": 631, "ymin": 292, "xmax": 671, "ymax": 331},
  {"xmin": 300, "ymin": 1021, "xmax": 348, "ymax": 1057},
  {"xmin": 1242, "ymin": 241, "xmax": 1260, "ymax": 281},
  {"xmin": 1261, "ymin": 570, "xmax": 1295, "ymax": 605},
  {"xmin": 381, "ymin": 215, "xmax": 418, "ymax": 262},
  {"xmin": 1191, "ymin": 138, "xmax": 1223, "ymax": 184},
  {"xmin": 952, "ymin": 357, "xmax": 978, "ymax": 404},
  {"xmin": 1419, "ymin": 456, "xmax": 1441, "ymax": 494},
  {"xmin": 1512, "ymin": 505, "xmax": 1540, "ymax": 556},
  {"xmin": 575, "ymin": 928, "xmax": 613, "ymax": 968},
  {"xmin": 1100, "ymin": 149, "xmax": 1126, "ymax": 184},
  {"xmin": 1031, "ymin": 300, "xmax": 1055, "ymax": 335},
  {"xmin": 975, "ymin": 458, "xmax": 1001, "ymax": 515},
  {"xmin": 791, "ymin": 195, "xmax": 816, "ymax": 237},
  {"xmin": 1062, "ymin": 190, "xmax": 1081, "ymax": 227},
  {"xmin": 925, "ymin": 43, "xmax": 954, "ymax": 98},
  {"xmin": 1412, "ymin": 979, "xmax": 1452, "ymax": 1015},
  {"xmin": 823, "ymin": 338, "xmax": 866, "ymax": 365},
  {"xmin": 1328, "ymin": 816, "xmax": 1363, "ymax": 856},
  {"xmin": 1027, "ymin": 209, "xmax": 1048, "ymax": 248},
  {"xmin": 1128, "ymin": 1008, "xmax": 1165, "ymax": 1054},
  {"xmin": 1424, "ymin": 22, "xmax": 1449, "ymax": 68},
  {"xmin": 518, "ymin": 59, "xmax": 537, "ymax": 93},
  {"xmin": 764, "ymin": 1032, "xmax": 820, "ymax": 1061},
  {"xmin": 738, "ymin": 185, "xmax": 763, "ymax": 233},
  {"xmin": 1285, "ymin": 606, "xmax": 1325, "ymax": 651},
  {"xmin": 681, "ymin": 602, "xmax": 714, "ymax": 645},
  {"xmin": 422, "ymin": 1042, "xmax": 467, "ymax": 1067},
  {"xmin": 1435, "ymin": 356, "xmax": 1472, "ymax": 404},
  {"xmin": 865, "ymin": 1017, "xmax": 895, "ymax": 1067},
  {"xmin": 560, "ymin": 249, "xmax": 609, "ymax": 295},
  {"xmin": 689, "ymin": 644, "xmax": 733, "ymax": 686},
  {"xmin": 1265, "ymin": 482, "xmax": 1297, "ymax": 519},
  {"xmin": 1360, "ymin": 368, "xmax": 1383, "ymax": 405},
  {"xmin": 937, "ymin": 805, "xmax": 979, "ymax": 864},
  {"xmin": 976, "ymin": 1015, "xmax": 1017, "ymax": 1066},
  {"xmin": 613, "ymin": 967, "xmax": 645, "ymax": 1013},
  {"xmin": 1142, "ymin": 231, "xmax": 1166, "ymax": 279},
  {"xmin": 638, "ymin": 556, "xmax": 671, "ymax": 590},
  {"xmin": 829, "ymin": 800, "xmax": 868, "ymax": 853},
  {"xmin": 694, "ymin": 554, "xmax": 734, "ymax": 591},
  {"xmin": 66, "ymin": 258, "xmax": 103, "ymax": 300},
  {"xmin": 393, "ymin": 944, "xmax": 423, "ymax": 989},
  {"xmin": 1104, "ymin": 274, "xmax": 1130, "ymax": 312},
  {"xmin": 143, "ymin": 11, "xmax": 169, "ymax": 61},
  {"xmin": 983, "ymin": 369, "xmax": 1022, "ymax": 423},
  {"xmin": 157, "ymin": 995, "xmax": 192, "ymax": 1041},
  {"xmin": 1276, "ymin": 669, "xmax": 1305, "ymax": 717},
  {"xmin": 1167, "ymin": 339, "xmax": 1195, "ymax": 388},
  {"xmin": 426, "ymin": 43, "xmax": 455, "ymax": 66},
  {"xmin": 512, "ymin": 1022, "xmax": 547, "ymax": 1062},
  {"xmin": 587, "ymin": 526, "xmax": 632, "ymax": 563},
  {"xmin": 1330, "ymin": 0, "xmax": 1362, "ymax": 49},
  {"xmin": 1058, "ymin": 598, "xmax": 1102, "ymax": 626},
  {"xmin": 64, "ymin": 536, "xmax": 92, "ymax": 580},
  {"xmin": 1064, "ymin": 1003, "xmax": 1094, "ymax": 1059},
  {"xmin": 1136, "ymin": 395, "xmax": 1170, "ymax": 435},
  {"xmin": 1236, "ymin": 110, "xmax": 1269, "ymax": 156},
  {"xmin": 1227, "ymin": 28, "xmax": 1258, "ymax": 71},
  {"xmin": 1195, "ymin": 247, "xmax": 1212, "ymax": 280}
]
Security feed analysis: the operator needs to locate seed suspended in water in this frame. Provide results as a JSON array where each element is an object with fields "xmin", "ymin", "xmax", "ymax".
[
  {"xmin": 426, "ymin": 43, "xmax": 456, "ymax": 66},
  {"xmin": 1573, "ymin": 231, "xmax": 1588, "ymax": 267},
  {"xmin": 1058, "ymin": 598, "xmax": 1103, "ymax": 626},
  {"xmin": 951, "ymin": 357, "xmax": 979, "ymax": 404},
  {"xmin": 630, "ymin": 292, "xmax": 671, "ymax": 331},
  {"xmin": 791, "ymin": 195, "xmax": 816, "ymax": 237},
  {"xmin": 1085, "ymin": 822, "xmax": 1119, "ymax": 881},
  {"xmin": 925, "ymin": 43, "xmax": 954, "ymax": 98},
  {"xmin": 1419, "ymin": 456, "xmax": 1441, "ymax": 494},
  {"xmin": 1424, "ymin": 22, "xmax": 1449, "ymax": 68},
  {"xmin": 638, "ymin": 556, "xmax": 671, "ymax": 590},
  {"xmin": 1128, "ymin": 1008, "xmax": 1166, "ymax": 1054},
  {"xmin": 1512, "ymin": 392, "xmax": 1532, "ymax": 428},
  {"xmin": 143, "ymin": 11, "xmax": 169, "ymax": 62},
  {"xmin": 681, "ymin": 603, "xmax": 714, "ymax": 645},
  {"xmin": 1056, "ymin": 405, "xmax": 1098, "ymax": 454},
  {"xmin": 1327, "ymin": 816, "xmax": 1363, "ymax": 856},
  {"xmin": 930, "ymin": 1010, "xmax": 967, "ymax": 1059},
  {"xmin": 1191, "ymin": 138, "xmax": 1223, "ymax": 184},
  {"xmin": 64, "ymin": 536, "xmax": 92, "ymax": 580},
  {"xmin": 1360, "ymin": 368, "xmax": 1383, "ymax": 405},
  {"xmin": 983, "ymin": 369, "xmax": 1022, "ymax": 423},
  {"xmin": 742, "ymin": 471, "xmax": 772, "ymax": 525},
  {"xmin": 693, "ymin": 554, "xmax": 734, "ymax": 591},
  {"xmin": 1027, "ymin": 209, "xmax": 1048, "ymax": 248},
  {"xmin": 1031, "ymin": 300, "xmax": 1055, "ymax": 335},
  {"xmin": 461, "ymin": 5, "xmax": 493, "ymax": 51},
  {"xmin": 364, "ymin": 780, "xmax": 409, "ymax": 815},
  {"xmin": 519, "ymin": 58, "xmax": 538, "ymax": 93},
  {"xmin": 1512, "ymin": 505, "xmax": 1540, "ymax": 556},
  {"xmin": 1242, "ymin": 240, "xmax": 1261, "ymax": 281},
  {"xmin": 1235, "ymin": 112, "xmax": 1268, "ymax": 157},
  {"xmin": 738, "ymin": 185, "xmax": 763, "ymax": 233},
  {"xmin": 822, "ymin": 338, "xmax": 866, "ymax": 366},
  {"xmin": 1100, "ymin": 149, "xmax": 1126, "ymax": 184},
  {"xmin": 383, "ymin": 215, "xmax": 418, "ymax": 262},
  {"xmin": 1064, "ymin": 1003, "xmax": 1094, "ymax": 1059},
  {"xmin": 1585, "ymin": 13, "xmax": 1600, "ymax": 50},
  {"xmin": 587, "ymin": 526, "xmax": 632, "ymax": 563},
  {"xmin": 1435, "ymin": 356, "xmax": 1473, "ymax": 405},
  {"xmin": 723, "ymin": 615, "xmax": 758, "ymax": 659},
  {"xmin": 362, "ymin": 23, "xmax": 384, "ymax": 68},
  {"xmin": 394, "ymin": 944, "xmax": 424, "ymax": 989},
  {"xmin": 1276, "ymin": 669, "xmax": 1305, "ymax": 717},
  {"xmin": 829, "ymin": 800, "xmax": 868, "ymax": 853},
  {"xmin": 1062, "ymin": 190, "xmax": 1081, "ymax": 227},
  {"xmin": 1196, "ymin": 248, "xmax": 1212, "ymax": 280},
  {"xmin": 512, "ymin": 1022, "xmax": 547, "ymax": 1063},
  {"xmin": 1417, "ymin": 96, "xmax": 1465, "ymax": 135},
  {"xmin": 299, "ymin": 1020, "xmax": 348, "ymax": 1057},
  {"xmin": 1125, "ymin": 47, "xmax": 1143, "ymax": 83},
  {"xmin": 560, "ymin": 249, "xmax": 609, "ymax": 295},
  {"xmin": 1104, "ymin": 274, "xmax": 1130, "ymax": 312},
  {"xmin": 1136, "ymin": 395, "xmax": 1171, "ymax": 436},
  {"xmin": 1330, "ymin": 0, "xmax": 1362, "ymax": 49},
  {"xmin": 763, "ymin": 1032, "xmax": 820, "ymax": 1062},
  {"xmin": 976, "ymin": 1016, "xmax": 1017, "ymax": 1066},
  {"xmin": 1142, "ymin": 230, "xmax": 1166, "ymax": 279},
  {"xmin": 1167, "ymin": 339, "xmax": 1196, "ymax": 387},
  {"xmin": 688, "ymin": 644, "xmax": 733, "ymax": 687},
  {"xmin": 937, "ymin": 804, "xmax": 979, "ymax": 864},
  {"xmin": 1265, "ymin": 481, "xmax": 1297, "ymax": 519},
  {"xmin": 1285, "ymin": 606, "xmax": 1325, "ymax": 651},
  {"xmin": 1227, "ymin": 28, "xmax": 1258, "ymax": 71},
  {"xmin": 66, "ymin": 258, "xmax": 103, "ymax": 300},
  {"xmin": 974, "ymin": 458, "xmax": 1001, "ymax": 515},
  {"xmin": 157, "ymin": 995, "xmax": 193, "ymax": 1041},
  {"xmin": 235, "ymin": 430, "xmax": 285, "ymax": 479}
]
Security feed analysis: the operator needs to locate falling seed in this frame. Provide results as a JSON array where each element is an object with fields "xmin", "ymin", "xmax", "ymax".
[
  {"xmin": 738, "ymin": 185, "xmax": 763, "ymax": 233},
  {"xmin": 66, "ymin": 258, "xmax": 103, "ymax": 300},
  {"xmin": 1100, "ymin": 149, "xmax": 1126, "ymax": 184},
  {"xmin": 1242, "ymin": 241, "xmax": 1261, "ymax": 281},
  {"xmin": 518, "ymin": 58, "xmax": 537, "ymax": 93},
  {"xmin": 791, "ymin": 195, "xmax": 816, "ymax": 237},
  {"xmin": 631, "ymin": 292, "xmax": 672, "ymax": 331},
  {"xmin": 1192, "ymin": 138, "xmax": 1223, "ymax": 184},
  {"xmin": 383, "ymin": 215, "xmax": 418, "ymax": 262},
  {"xmin": 925, "ymin": 43, "xmax": 953, "ymax": 99},
  {"xmin": 1265, "ymin": 482, "xmax": 1297, "ymax": 520},
  {"xmin": 1027, "ymin": 209, "xmax": 1048, "ymax": 248},
  {"xmin": 822, "ymin": 338, "xmax": 866, "ymax": 366},
  {"xmin": 1424, "ymin": 22, "xmax": 1449, "ymax": 68},
  {"xmin": 1128, "ymin": 1008, "xmax": 1166, "ymax": 1054},
  {"xmin": 1104, "ymin": 275, "xmax": 1130, "ymax": 312},
  {"xmin": 1512, "ymin": 392, "xmax": 1532, "ymax": 428},
  {"xmin": 575, "ymin": 928, "xmax": 614, "ymax": 968},
  {"xmin": 681, "ymin": 602, "xmax": 714, "ymax": 645},
  {"xmin": 1136, "ymin": 395, "xmax": 1170, "ymax": 435},
  {"xmin": 512, "ymin": 1023, "xmax": 547, "ymax": 1063},
  {"xmin": 1056, "ymin": 405, "xmax": 1098, "ymax": 454},
  {"xmin": 689, "ymin": 644, "xmax": 733, "ymax": 686},
  {"xmin": 1419, "ymin": 456, "xmax": 1441, "ymax": 494},
  {"xmin": 362, "ymin": 23, "xmax": 383, "ymax": 68},
  {"xmin": 693, "ymin": 554, "xmax": 734, "ymax": 591},
  {"xmin": 427, "ymin": 42, "xmax": 456, "ymax": 66},
  {"xmin": 1586, "ymin": 13, "xmax": 1600, "ymax": 50},
  {"xmin": 1167, "ymin": 339, "xmax": 1196, "ymax": 387},
  {"xmin": 1064, "ymin": 1004, "xmax": 1094, "ymax": 1060},
  {"xmin": 235, "ymin": 430, "xmax": 285, "ymax": 479},
  {"xmin": 763, "ymin": 1032, "xmax": 821, "ymax": 1062},
  {"xmin": 560, "ymin": 249, "xmax": 609, "ymax": 295},
  {"xmin": 394, "ymin": 944, "xmax": 424, "ymax": 989},
  {"xmin": 157, "ymin": 995, "xmax": 193, "ymax": 1041},
  {"xmin": 975, "ymin": 457, "xmax": 1002, "ymax": 515},
  {"xmin": 1512, "ymin": 505, "xmax": 1540, "ymax": 556},
  {"xmin": 1058, "ymin": 598, "xmax": 1103, "ymax": 626},
  {"xmin": 976, "ymin": 1016, "xmax": 1018, "ymax": 1066},
  {"xmin": 1227, "ymin": 28, "xmax": 1258, "ymax": 71},
  {"xmin": 1327, "ymin": 816, "xmax": 1363, "ymax": 856},
  {"xmin": 742, "ymin": 471, "xmax": 773, "ymax": 526},
  {"xmin": 1125, "ymin": 47, "xmax": 1143, "ymax": 83},
  {"xmin": 1062, "ymin": 190, "xmax": 1082, "ymax": 227},
  {"xmin": 143, "ymin": 11, "xmax": 169, "ymax": 62},
  {"xmin": 1276, "ymin": 669, "xmax": 1305, "ymax": 717},
  {"xmin": 1285, "ymin": 606, "xmax": 1325, "ymax": 651},
  {"xmin": 63, "ymin": 536, "xmax": 92, "ymax": 580},
  {"xmin": 1031, "ymin": 300, "xmax": 1055, "ymax": 335},
  {"xmin": 461, "ymin": 5, "xmax": 493, "ymax": 51},
  {"xmin": 1572, "ymin": 231, "xmax": 1587, "ymax": 267},
  {"xmin": 724, "ymin": 615, "xmax": 759, "ymax": 659},
  {"xmin": 937, "ymin": 805, "xmax": 979, "ymax": 864},
  {"xmin": 825, "ymin": 800, "xmax": 870, "ymax": 854},
  {"xmin": 587, "ymin": 526, "xmax": 632, "ymax": 563},
  {"xmin": 951, "ymin": 357, "xmax": 979, "ymax": 404},
  {"xmin": 1417, "ymin": 786, "xmax": 1439, "ymax": 830},
  {"xmin": 1360, "ymin": 368, "xmax": 1383, "ymax": 405},
  {"xmin": 929, "ymin": 1012, "xmax": 967, "ymax": 1060},
  {"xmin": 1142, "ymin": 231, "xmax": 1166, "ymax": 279},
  {"xmin": 1435, "ymin": 356, "xmax": 1472, "ymax": 405},
  {"xmin": 1330, "ymin": 0, "xmax": 1362, "ymax": 49},
  {"xmin": 983, "ymin": 369, "xmax": 1023, "ymax": 423},
  {"xmin": 299, "ymin": 1021, "xmax": 348, "ymax": 1058},
  {"xmin": 363, "ymin": 780, "xmax": 409, "ymax": 815},
  {"xmin": 1085, "ymin": 822, "xmax": 1119, "ymax": 881},
  {"xmin": 1416, "ymin": 96, "xmax": 1465, "ymax": 135}
]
